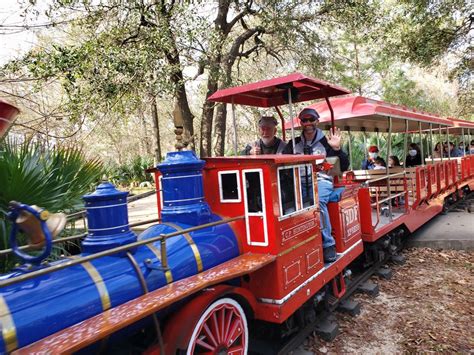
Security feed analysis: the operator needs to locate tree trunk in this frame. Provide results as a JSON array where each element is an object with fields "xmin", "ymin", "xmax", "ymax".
[
  {"xmin": 158, "ymin": 5, "xmax": 195, "ymax": 151},
  {"xmin": 150, "ymin": 96, "xmax": 162, "ymax": 162},
  {"xmin": 213, "ymin": 103, "xmax": 227, "ymax": 156},
  {"xmin": 139, "ymin": 108, "xmax": 152, "ymax": 156},
  {"xmin": 200, "ymin": 70, "xmax": 219, "ymax": 157}
]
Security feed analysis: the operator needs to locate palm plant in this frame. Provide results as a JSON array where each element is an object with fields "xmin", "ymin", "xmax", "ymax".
[{"xmin": 0, "ymin": 139, "xmax": 104, "ymax": 271}]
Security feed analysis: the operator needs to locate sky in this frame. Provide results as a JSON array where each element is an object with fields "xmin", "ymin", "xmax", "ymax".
[{"xmin": 0, "ymin": 0, "xmax": 49, "ymax": 65}]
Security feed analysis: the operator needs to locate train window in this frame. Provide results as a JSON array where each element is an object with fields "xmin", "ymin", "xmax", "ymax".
[
  {"xmin": 218, "ymin": 171, "xmax": 241, "ymax": 202},
  {"xmin": 278, "ymin": 167, "xmax": 297, "ymax": 216},
  {"xmin": 245, "ymin": 171, "xmax": 263, "ymax": 213},
  {"xmin": 299, "ymin": 164, "xmax": 315, "ymax": 208}
]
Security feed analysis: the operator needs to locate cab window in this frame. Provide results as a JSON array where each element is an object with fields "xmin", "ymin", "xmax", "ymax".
[
  {"xmin": 218, "ymin": 171, "xmax": 241, "ymax": 202},
  {"xmin": 299, "ymin": 164, "xmax": 315, "ymax": 208},
  {"xmin": 278, "ymin": 167, "xmax": 297, "ymax": 216}
]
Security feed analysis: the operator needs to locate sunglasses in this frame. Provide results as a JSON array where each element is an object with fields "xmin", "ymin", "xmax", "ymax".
[{"xmin": 300, "ymin": 117, "xmax": 317, "ymax": 123}]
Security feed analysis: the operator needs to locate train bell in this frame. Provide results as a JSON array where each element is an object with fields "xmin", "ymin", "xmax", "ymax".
[{"xmin": 15, "ymin": 206, "xmax": 66, "ymax": 248}]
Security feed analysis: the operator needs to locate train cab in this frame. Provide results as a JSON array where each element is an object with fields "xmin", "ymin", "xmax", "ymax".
[{"xmin": 203, "ymin": 154, "xmax": 363, "ymax": 322}]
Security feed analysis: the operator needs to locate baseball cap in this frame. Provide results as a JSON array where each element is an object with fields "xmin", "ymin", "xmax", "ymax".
[
  {"xmin": 368, "ymin": 145, "xmax": 379, "ymax": 153},
  {"xmin": 299, "ymin": 108, "xmax": 320, "ymax": 121},
  {"xmin": 258, "ymin": 116, "xmax": 278, "ymax": 127}
]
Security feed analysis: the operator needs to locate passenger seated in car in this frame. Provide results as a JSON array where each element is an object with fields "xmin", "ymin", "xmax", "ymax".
[
  {"xmin": 433, "ymin": 142, "xmax": 443, "ymax": 158},
  {"xmin": 373, "ymin": 157, "xmax": 386, "ymax": 170},
  {"xmin": 388, "ymin": 155, "xmax": 401, "ymax": 167},
  {"xmin": 446, "ymin": 141, "xmax": 462, "ymax": 157},
  {"xmin": 469, "ymin": 140, "xmax": 474, "ymax": 155},
  {"xmin": 361, "ymin": 145, "xmax": 385, "ymax": 170},
  {"xmin": 283, "ymin": 108, "xmax": 349, "ymax": 263},
  {"xmin": 406, "ymin": 143, "xmax": 423, "ymax": 167},
  {"xmin": 241, "ymin": 116, "xmax": 286, "ymax": 155}
]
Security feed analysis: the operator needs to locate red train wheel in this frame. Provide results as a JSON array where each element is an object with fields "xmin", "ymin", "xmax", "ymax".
[{"xmin": 185, "ymin": 298, "xmax": 248, "ymax": 355}]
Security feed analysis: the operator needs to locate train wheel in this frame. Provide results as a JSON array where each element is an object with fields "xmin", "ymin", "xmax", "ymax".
[{"xmin": 185, "ymin": 297, "xmax": 248, "ymax": 355}]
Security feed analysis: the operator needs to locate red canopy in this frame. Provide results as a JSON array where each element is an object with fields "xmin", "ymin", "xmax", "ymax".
[
  {"xmin": 207, "ymin": 72, "xmax": 350, "ymax": 107},
  {"xmin": 284, "ymin": 96, "xmax": 453, "ymax": 133},
  {"xmin": 0, "ymin": 100, "xmax": 20, "ymax": 139},
  {"xmin": 447, "ymin": 118, "xmax": 474, "ymax": 135}
]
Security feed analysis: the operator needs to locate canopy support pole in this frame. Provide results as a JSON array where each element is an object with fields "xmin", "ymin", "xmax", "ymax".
[
  {"xmin": 363, "ymin": 130, "xmax": 368, "ymax": 160},
  {"xmin": 324, "ymin": 97, "xmax": 335, "ymax": 133},
  {"xmin": 461, "ymin": 128, "xmax": 465, "ymax": 157},
  {"xmin": 469, "ymin": 129, "xmax": 472, "ymax": 154},
  {"xmin": 419, "ymin": 121, "xmax": 424, "ymax": 166},
  {"xmin": 231, "ymin": 101, "xmax": 238, "ymax": 156},
  {"xmin": 439, "ymin": 125, "xmax": 443, "ymax": 162},
  {"xmin": 376, "ymin": 129, "xmax": 380, "ymax": 148},
  {"xmin": 387, "ymin": 116, "xmax": 393, "ymax": 222},
  {"xmin": 430, "ymin": 123, "xmax": 434, "ymax": 164},
  {"xmin": 288, "ymin": 88, "xmax": 296, "ymax": 153},
  {"xmin": 403, "ymin": 120, "xmax": 408, "ymax": 167},
  {"xmin": 446, "ymin": 127, "xmax": 451, "ymax": 159},
  {"xmin": 275, "ymin": 106, "xmax": 286, "ymax": 142},
  {"xmin": 348, "ymin": 128, "xmax": 353, "ymax": 170}
]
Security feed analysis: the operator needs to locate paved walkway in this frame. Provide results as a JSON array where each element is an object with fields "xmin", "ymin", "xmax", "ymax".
[
  {"xmin": 128, "ymin": 194, "xmax": 160, "ymax": 232},
  {"xmin": 407, "ymin": 208, "xmax": 474, "ymax": 250},
  {"xmin": 127, "ymin": 194, "xmax": 474, "ymax": 249}
]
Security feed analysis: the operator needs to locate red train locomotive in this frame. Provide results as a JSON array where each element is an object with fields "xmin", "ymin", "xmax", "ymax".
[{"xmin": 0, "ymin": 74, "xmax": 472, "ymax": 354}]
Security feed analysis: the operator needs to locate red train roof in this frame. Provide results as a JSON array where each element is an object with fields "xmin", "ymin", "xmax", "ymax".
[
  {"xmin": 284, "ymin": 96, "xmax": 453, "ymax": 133},
  {"xmin": 0, "ymin": 100, "xmax": 20, "ymax": 139},
  {"xmin": 204, "ymin": 154, "xmax": 325, "ymax": 166},
  {"xmin": 447, "ymin": 118, "xmax": 474, "ymax": 134},
  {"xmin": 207, "ymin": 72, "xmax": 350, "ymax": 107}
]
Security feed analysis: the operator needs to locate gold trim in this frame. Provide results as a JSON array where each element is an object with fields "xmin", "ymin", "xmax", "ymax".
[
  {"xmin": 0, "ymin": 295, "xmax": 17, "ymax": 352},
  {"xmin": 163, "ymin": 223, "xmax": 203, "ymax": 272},
  {"xmin": 82, "ymin": 262, "xmax": 111, "ymax": 311},
  {"xmin": 278, "ymin": 235, "xmax": 317, "ymax": 257},
  {"xmin": 146, "ymin": 244, "xmax": 173, "ymax": 283}
]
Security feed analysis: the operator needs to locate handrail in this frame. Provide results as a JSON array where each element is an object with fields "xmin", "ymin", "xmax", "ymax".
[
  {"xmin": 0, "ymin": 216, "xmax": 244, "ymax": 288},
  {"xmin": 362, "ymin": 171, "xmax": 406, "ymax": 185},
  {"xmin": 370, "ymin": 191, "xmax": 406, "ymax": 206},
  {"xmin": 0, "ymin": 218, "xmax": 161, "ymax": 257}
]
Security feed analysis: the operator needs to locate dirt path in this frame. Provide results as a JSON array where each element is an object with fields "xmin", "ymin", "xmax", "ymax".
[{"xmin": 305, "ymin": 248, "xmax": 474, "ymax": 354}]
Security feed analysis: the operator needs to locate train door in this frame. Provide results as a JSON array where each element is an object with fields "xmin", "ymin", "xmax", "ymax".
[{"xmin": 242, "ymin": 169, "xmax": 268, "ymax": 246}]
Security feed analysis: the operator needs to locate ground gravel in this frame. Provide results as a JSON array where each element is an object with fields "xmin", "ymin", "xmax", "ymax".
[{"xmin": 305, "ymin": 248, "xmax": 474, "ymax": 354}]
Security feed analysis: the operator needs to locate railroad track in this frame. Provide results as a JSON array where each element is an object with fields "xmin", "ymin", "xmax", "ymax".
[{"xmin": 252, "ymin": 191, "xmax": 473, "ymax": 355}]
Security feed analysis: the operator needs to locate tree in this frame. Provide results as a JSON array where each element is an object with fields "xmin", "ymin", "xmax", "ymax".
[{"xmin": 383, "ymin": 0, "xmax": 473, "ymax": 118}]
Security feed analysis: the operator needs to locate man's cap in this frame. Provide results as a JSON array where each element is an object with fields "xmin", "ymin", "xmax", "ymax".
[
  {"xmin": 368, "ymin": 145, "xmax": 379, "ymax": 153},
  {"xmin": 299, "ymin": 108, "xmax": 320, "ymax": 120},
  {"xmin": 258, "ymin": 116, "xmax": 278, "ymax": 127}
]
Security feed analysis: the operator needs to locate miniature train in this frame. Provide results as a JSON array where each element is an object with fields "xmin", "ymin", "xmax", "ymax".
[{"xmin": 0, "ymin": 74, "xmax": 472, "ymax": 354}]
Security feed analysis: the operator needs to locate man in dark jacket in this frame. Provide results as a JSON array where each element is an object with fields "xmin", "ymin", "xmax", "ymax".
[
  {"xmin": 283, "ymin": 108, "xmax": 349, "ymax": 263},
  {"xmin": 241, "ymin": 116, "xmax": 286, "ymax": 155}
]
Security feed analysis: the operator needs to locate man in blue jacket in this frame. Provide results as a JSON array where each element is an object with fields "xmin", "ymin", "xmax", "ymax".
[{"xmin": 283, "ymin": 108, "xmax": 349, "ymax": 263}]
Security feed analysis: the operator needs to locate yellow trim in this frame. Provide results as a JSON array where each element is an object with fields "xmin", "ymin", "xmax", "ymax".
[
  {"xmin": 146, "ymin": 244, "xmax": 173, "ymax": 283},
  {"xmin": 163, "ymin": 223, "xmax": 203, "ymax": 272},
  {"xmin": 0, "ymin": 295, "xmax": 17, "ymax": 352},
  {"xmin": 82, "ymin": 262, "xmax": 111, "ymax": 311},
  {"xmin": 278, "ymin": 235, "xmax": 317, "ymax": 257}
]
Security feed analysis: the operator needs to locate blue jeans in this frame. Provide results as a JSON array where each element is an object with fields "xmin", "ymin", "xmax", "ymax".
[{"xmin": 318, "ymin": 179, "xmax": 345, "ymax": 248}]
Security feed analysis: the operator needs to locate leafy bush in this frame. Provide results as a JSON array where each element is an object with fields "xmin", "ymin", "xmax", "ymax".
[
  {"xmin": 0, "ymin": 139, "xmax": 104, "ymax": 271},
  {"xmin": 107, "ymin": 155, "xmax": 154, "ymax": 187}
]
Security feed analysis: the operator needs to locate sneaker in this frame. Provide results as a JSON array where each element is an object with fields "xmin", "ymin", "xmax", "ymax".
[{"xmin": 323, "ymin": 245, "xmax": 337, "ymax": 263}]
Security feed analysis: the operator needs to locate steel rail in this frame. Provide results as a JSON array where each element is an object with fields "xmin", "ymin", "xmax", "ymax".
[{"xmin": 0, "ymin": 216, "xmax": 244, "ymax": 288}]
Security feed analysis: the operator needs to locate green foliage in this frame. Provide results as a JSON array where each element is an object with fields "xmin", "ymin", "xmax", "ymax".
[
  {"xmin": 106, "ymin": 155, "xmax": 154, "ymax": 187},
  {"xmin": 0, "ymin": 139, "xmax": 104, "ymax": 271}
]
